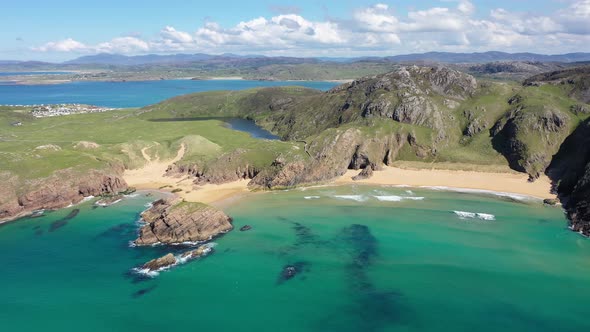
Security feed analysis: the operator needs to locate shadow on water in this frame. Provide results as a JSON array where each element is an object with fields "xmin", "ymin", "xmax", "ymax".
[
  {"xmin": 48, "ymin": 209, "xmax": 80, "ymax": 232},
  {"xmin": 132, "ymin": 285, "xmax": 158, "ymax": 299}
]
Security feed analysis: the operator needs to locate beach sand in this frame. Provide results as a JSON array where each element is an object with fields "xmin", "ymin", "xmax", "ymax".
[
  {"xmin": 124, "ymin": 145, "xmax": 556, "ymax": 205},
  {"xmin": 123, "ymin": 144, "xmax": 250, "ymax": 205},
  {"xmin": 336, "ymin": 166, "xmax": 555, "ymax": 199}
]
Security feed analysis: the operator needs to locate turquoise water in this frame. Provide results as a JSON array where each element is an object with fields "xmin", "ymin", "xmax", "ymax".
[
  {"xmin": 1, "ymin": 186, "xmax": 589, "ymax": 331},
  {"xmin": 0, "ymin": 79, "xmax": 338, "ymax": 107}
]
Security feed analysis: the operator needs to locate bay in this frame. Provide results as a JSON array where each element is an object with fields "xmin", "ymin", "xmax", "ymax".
[
  {"xmin": 0, "ymin": 186, "xmax": 588, "ymax": 332},
  {"xmin": 0, "ymin": 79, "xmax": 338, "ymax": 108}
]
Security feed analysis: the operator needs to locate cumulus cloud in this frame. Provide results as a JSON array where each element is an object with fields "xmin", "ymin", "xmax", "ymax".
[
  {"xmin": 32, "ymin": 1, "xmax": 590, "ymax": 56},
  {"xmin": 34, "ymin": 38, "xmax": 88, "ymax": 52}
]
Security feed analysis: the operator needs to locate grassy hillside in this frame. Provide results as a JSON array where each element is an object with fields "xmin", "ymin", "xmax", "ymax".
[{"xmin": 0, "ymin": 106, "xmax": 302, "ymax": 195}]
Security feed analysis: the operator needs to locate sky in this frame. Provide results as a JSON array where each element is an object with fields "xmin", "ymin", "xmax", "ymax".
[{"xmin": 2, "ymin": 0, "xmax": 590, "ymax": 61}]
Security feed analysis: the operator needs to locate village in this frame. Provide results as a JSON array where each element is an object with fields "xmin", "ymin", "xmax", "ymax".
[{"xmin": 29, "ymin": 104, "xmax": 116, "ymax": 118}]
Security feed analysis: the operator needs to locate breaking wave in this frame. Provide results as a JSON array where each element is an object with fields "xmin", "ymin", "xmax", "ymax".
[
  {"xmin": 453, "ymin": 211, "xmax": 496, "ymax": 221},
  {"xmin": 373, "ymin": 195, "xmax": 425, "ymax": 202},
  {"xmin": 333, "ymin": 195, "xmax": 368, "ymax": 202},
  {"xmin": 424, "ymin": 186, "xmax": 534, "ymax": 201},
  {"xmin": 304, "ymin": 196, "xmax": 321, "ymax": 200}
]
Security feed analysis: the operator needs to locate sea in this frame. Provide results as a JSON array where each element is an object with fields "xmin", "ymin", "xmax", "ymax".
[
  {"xmin": 0, "ymin": 79, "xmax": 337, "ymax": 108},
  {"xmin": 0, "ymin": 79, "xmax": 589, "ymax": 331}
]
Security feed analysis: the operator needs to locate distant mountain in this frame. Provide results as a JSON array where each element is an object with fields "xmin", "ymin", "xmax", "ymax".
[
  {"xmin": 3, "ymin": 51, "xmax": 588, "ymax": 67},
  {"xmin": 382, "ymin": 51, "xmax": 590, "ymax": 63},
  {"xmin": 64, "ymin": 53, "xmax": 218, "ymax": 65}
]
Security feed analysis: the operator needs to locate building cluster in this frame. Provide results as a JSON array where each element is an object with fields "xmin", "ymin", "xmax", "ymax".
[{"xmin": 30, "ymin": 104, "xmax": 115, "ymax": 117}]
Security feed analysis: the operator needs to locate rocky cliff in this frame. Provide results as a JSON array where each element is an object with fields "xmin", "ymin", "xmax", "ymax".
[
  {"xmin": 547, "ymin": 118, "xmax": 590, "ymax": 236},
  {"xmin": 0, "ymin": 167, "xmax": 128, "ymax": 223},
  {"xmin": 135, "ymin": 199, "xmax": 233, "ymax": 245}
]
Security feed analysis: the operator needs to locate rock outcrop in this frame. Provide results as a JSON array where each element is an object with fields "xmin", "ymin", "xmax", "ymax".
[
  {"xmin": 135, "ymin": 199, "xmax": 233, "ymax": 245},
  {"xmin": 546, "ymin": 118, "xmax": 590, "ymax": 236},
  {"xmin": 180, "ymin": 244, "xmax": 214, "ymax": 261},
  {"xmin": 142, "ymin": 253, "xmax": 177, "ymax": 272},
  {"xmin": 491, "ymin": 99, "xmax": 571, "ymax": 179},
  {"xmin": 0, "ymin": 168, "xmax": 127, "ymax": 223}
]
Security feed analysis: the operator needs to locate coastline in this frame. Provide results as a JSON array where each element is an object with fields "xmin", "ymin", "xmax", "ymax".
[
  {"xmin": 336, "ymin": 166, "xmax": 555, "ymax": 200},
  {"xmin": 2, "ymin": 163, "xmax": 556, "ymax": 226}
]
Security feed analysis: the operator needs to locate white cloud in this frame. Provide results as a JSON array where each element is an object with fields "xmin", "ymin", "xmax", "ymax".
[
  {"xmin": 32, "ymin": 2, "xmax": 590, "ymax": 57},
  {"xmin": 34, "ymin": 38, "xmax": 88, "ymax": 52},
  {"xmin": 160, "ymin": 26, "xmax": 193, "ymax": 43}
]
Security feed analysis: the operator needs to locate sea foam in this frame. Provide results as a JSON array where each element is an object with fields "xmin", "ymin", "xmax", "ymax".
[
  {"xmin": 453, "ymin": 210, "xmax": 496, "ymax": 221},
  {"xmin": 373, "ymin": 195, "xmax": 425, "ymax": 202},
  {"xmin": 424, "ymin": 186, "xmax": 533, "ymax": 201},
  {"xmin": 304, "ymin": 196, "xmax": 321, "ymax": 200},
  {"xmin": 333, "ymin": 195, "xmax": 368, "ymax": 202}
]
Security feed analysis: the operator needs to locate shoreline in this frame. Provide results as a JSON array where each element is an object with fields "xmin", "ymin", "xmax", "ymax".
[
  {"xmin": 336, "ymin": 166, "xmax": 555, "ymax": 200},
  {"xmin": 1, "ymin": 162, "xmax": 557, "ymax": 226}
]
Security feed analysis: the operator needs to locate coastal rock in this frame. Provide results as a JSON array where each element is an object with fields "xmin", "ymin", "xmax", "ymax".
[
  {"xmin": 95, "ymin": 195, "xmax": 124, "ymax": 207},
  {"xmin": 142, "ymin": 253, "xmax": 177, "ymax": 272},
  {"xmin": 134, "ymin": 199, "xmax": 233, "ymax": 245},
  {"xmin": 352, "ymin": 166, "xmax": 374, "ymax": 181},
  {"xmin": 180, "ymin": 244, "xmax": 214, "ymax": 261},
  {"xmin": 0, "ymin": 168, "xmax": 127, "ymax": 223},
  {"xmin": 240, "ymin": 225, "xmax": 252, "ymax": 231},
  {"xmin": 277, "ymin": 262, "xmax": 309, "ymax": 284},
  {"xmin": 491, "ymin": 105, "xmax": 571, "ymax": 179}
]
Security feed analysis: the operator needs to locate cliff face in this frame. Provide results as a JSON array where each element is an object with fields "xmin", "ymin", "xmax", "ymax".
[
  {"xmin": 135, "ymin": 199, "xmax": 233, "ymax": 245},
  {"xmin": 547, "ymin": 118, "xmax": 590, "ymax": 236},
  {"xmin": 249, "ymin": 126, "xmax": 430, "ymax": 189},
  {"xmin": 0, "ymin": 168, "xmax": 127, "ymax": 223},
  {"xmin": 491, "ymin": 101, "xmax": 571, "ymax": 179}
]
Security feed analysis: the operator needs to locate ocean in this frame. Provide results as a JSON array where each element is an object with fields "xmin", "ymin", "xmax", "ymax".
[
  {"xmin": 0, "ymin": 79, "xmax": 338, "ymax": 108},
  {"xmin": 0, "ymin": 186, "xmax": 588, "ymax": 331}
]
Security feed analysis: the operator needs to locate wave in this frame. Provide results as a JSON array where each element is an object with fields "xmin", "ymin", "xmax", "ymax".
[
  {"xmin": 453, "ymin": 210, "xmax": 496, "ymax": 221},
  {"xmin": 373, "ymin": 195, "xmax": 425, "ymax": 202},
  {"xmin": 304, "ymin": 196, "xmax": 321, "ymax": 200},
  {"xmin": 423, "ymin": 186, "xmax": 534, "ymax": 201},
  {"xmin": 333, "ymin": 195, "xmax": 368, "ymax": 202},
  {"xmin": 374, "ymin": 195, "xmax": 403, "ymax": 202},
  {"xmin": 94, "ymin": 199, "xmax": 122, "ymax": 207}
]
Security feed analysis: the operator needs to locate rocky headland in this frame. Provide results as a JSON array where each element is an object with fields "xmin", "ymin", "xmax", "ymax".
[{"xmin": 0, "ymin": 167, "xmax": 128, "ymax": 223}]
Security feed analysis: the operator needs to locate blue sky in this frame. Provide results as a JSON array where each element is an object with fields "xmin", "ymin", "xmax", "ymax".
[{"xmin": 2, "ymin": 0, "xmax": 589, "ymax": 61}]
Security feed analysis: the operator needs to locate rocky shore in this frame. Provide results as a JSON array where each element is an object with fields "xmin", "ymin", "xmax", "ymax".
[
  {"xmin": 0, "ymin": 168, "xmax": 128, "ymax": 224},
  {"xmin": 134, "ymin": 198, "xmax": 233, "ymax": 246}
]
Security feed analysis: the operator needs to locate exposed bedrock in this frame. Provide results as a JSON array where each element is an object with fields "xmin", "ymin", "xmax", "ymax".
[
  {"xmin": 0, "ymin": 168, "xmax": 127, "ymax": 223},
  {"xmin": 134, "ymin": 198, "xmax": 233, "ymax": 246},
  {"xmin": 249, "ymin": 127, "xmax": 432, "ymax": 189},
  {"xmin": 547, "ymin": 118, "xmax": 590, "ymax": 236}
]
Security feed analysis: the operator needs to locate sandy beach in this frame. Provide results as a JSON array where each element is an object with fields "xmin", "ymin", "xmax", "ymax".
[
  {"xmin": 124, "ymin": 143, "xmax": 555, "ymax": 206},
  {"xmin": 336, "ymin": 166, "xmax": 555, "ymax": 199},
  {"xmin": 123, "ymin": 144, "xmax": 251, "ymax": 205}
]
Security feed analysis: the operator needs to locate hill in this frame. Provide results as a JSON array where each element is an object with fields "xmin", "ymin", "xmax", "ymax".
[{"xmin": 2, "ymin": 65, "xmax": 590, "ymax": 236}]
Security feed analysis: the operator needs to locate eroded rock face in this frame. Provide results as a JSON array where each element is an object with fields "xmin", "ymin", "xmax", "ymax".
[
  {"xmin": 0, "ymin": 168, "xmax": 127, "ymax": 223},
  {"xmin": 491, "ymin": 106, "xmax": 570, "ymax": 179},
  {"xmin": 142, "ymin": 253, "xmax": 177, "ymax": 272},
  {"xmin": 135, "ymin": 199, "xmax": 233, "ymax": 245}
]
